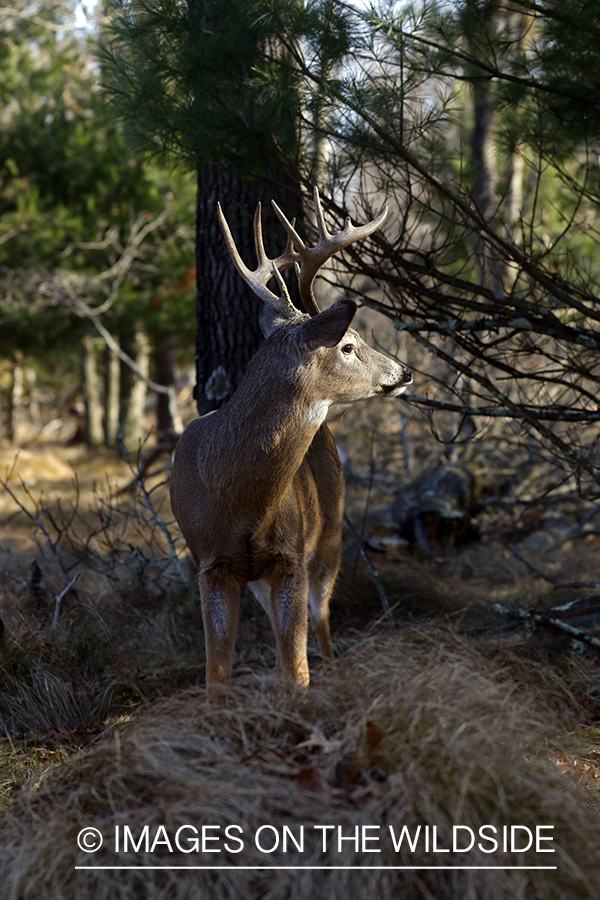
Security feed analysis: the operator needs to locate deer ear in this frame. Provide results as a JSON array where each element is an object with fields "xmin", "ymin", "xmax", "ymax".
[
  {"xmin": 259, "ymin": 305, "xmax": 288, "ymax": 338},
  {"xmin": 297, "ymin": 299, "xmax": 357, "ymax": 353}
]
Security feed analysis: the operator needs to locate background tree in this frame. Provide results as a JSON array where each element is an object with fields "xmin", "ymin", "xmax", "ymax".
[
  {"xmin": 249, "ymin": 0, "xmax": 600, "ymax": 500},
  {"xmin": 0, "ymin": 0, "xmax": 196, "ymax": 444},
  {"xmin": 101, "ymin": 0, "xmax": 307, "ymax": 413}
]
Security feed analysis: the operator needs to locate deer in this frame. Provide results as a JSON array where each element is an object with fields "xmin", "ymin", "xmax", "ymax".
[{"xmin": 170, "ymin": 188, "xmax": 412, "ymax": 693}]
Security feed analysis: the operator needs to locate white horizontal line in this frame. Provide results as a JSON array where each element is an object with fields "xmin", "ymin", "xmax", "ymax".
[{"xmin": 74, "ymin": 865, "xmax": 558, "ymax": 871}]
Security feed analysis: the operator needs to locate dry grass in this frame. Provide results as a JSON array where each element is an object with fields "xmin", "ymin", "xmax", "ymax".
[
  {"xmin": 1, "ymin": 443, "xmax": 600, "ymax": 898},
  {"xmin": 0, "ymin": 598, "xmax": 203, "ymax": 746},
  {"xmin": 0, "ymin": 628, "xmax": 598, "ymax": 900}
]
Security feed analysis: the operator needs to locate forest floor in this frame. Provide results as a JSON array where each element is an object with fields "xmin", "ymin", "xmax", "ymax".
[{"xmin": 0, "ymin": 439, "xmax": 600, "ymax": 899}]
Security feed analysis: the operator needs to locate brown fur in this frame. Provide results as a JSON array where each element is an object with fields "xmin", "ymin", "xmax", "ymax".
[
  {"xmin": 171, "ymin": 197, "xmax": 412, "ymax": 693},
  {"xmin": 170, "ymin": 305, "xmax": 412, "ymax": 692}
]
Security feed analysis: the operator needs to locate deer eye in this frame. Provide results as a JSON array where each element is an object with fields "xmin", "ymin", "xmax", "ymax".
[{"xmin": 341, "ymin": 343, "xmax": 355, "ymax": 355}]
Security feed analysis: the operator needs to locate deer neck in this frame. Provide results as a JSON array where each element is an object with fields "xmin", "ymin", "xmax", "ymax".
[{"xmin": 225, "ymin": 366, "xmax": 329, "ymax": 513}]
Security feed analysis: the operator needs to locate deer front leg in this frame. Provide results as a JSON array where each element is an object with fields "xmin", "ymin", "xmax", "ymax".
[
  {"xmin": 270, "ymin": 570, "xmax": 310, "ymax": 687},
  {"xmin": 198, "ymin": 572, "xmax": 241, "ymax": 694}
]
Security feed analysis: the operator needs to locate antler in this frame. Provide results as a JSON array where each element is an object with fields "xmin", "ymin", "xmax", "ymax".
[
  {"xmin": 217, "ymin": 201, "xmax": 300, "ymax": 320},
  {"xmin": 271, "ymin": 186, "xmax": 388, "ymax": 316}
]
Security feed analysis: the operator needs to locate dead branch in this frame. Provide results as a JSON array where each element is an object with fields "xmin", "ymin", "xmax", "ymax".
[
  {"xmin": 493, "ymin": 603, "xmax": 600, "ymax": 650},
  {"xmin": 52, "ymin": 573, "xmax": 80, "ymax": 629}
]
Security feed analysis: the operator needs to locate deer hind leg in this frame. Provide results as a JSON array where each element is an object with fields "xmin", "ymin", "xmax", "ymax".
[
  {"xmin": 308, "ymin": 562, "xmax": 337, "ymax": 665},
  {"xmin": 269, "ymin": 570, "xmax": 310, "ymax": 687},
  {"xmin": 198, "ymin": 572, "xmax": 241, "ymax": 693},
  {"xmin": 249, "ymin": 579, "xmax": 284, "ymax": 670}
]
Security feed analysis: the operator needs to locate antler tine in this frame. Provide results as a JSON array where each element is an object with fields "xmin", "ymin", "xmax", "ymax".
[
  {"xmin": 271, "ymin": 260, "xmax": 291, "ymax": 299},
  {"xmin": 280, "ymin": 217, "xmax": 297, "ymax": 265},
  {"xmin": 253, "ymin": 202, "xmax": 268, "ymax": 268},
  {"xmin": 312, "ymin": 186, "xmax": 330, "ymax": 241},
  {"xmin": 273, "ymin": 189, "xmax": 389, "ymax": 317},
  {"xmin": 272, "ymin": 200, "xmax": 307, "ymax": 252},
  {"xmin": 217, "ymin": 202, "xmax": 299, "ymax": 319},
  {"xmin": 217, "ymin": 201, "xmax": 250, "ymax": 281}
]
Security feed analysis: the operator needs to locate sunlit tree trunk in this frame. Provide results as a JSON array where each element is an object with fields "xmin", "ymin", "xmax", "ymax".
[
  {"xmin": 466, "ymin": 1, "xmax": 503, "ymax": 294},
  {"xmin": 122, "ymin": 324, "xmax": 150, "ymax": 448},
  {"xmin": 104, "ymin": 338, "xmax": 121, "ymax": 448},
  {"xmin": 81, "ymin": 335, "xmax": 104, "ymax": 447},
  {"xmin": 25, "ymin": 367, "xmax": 41, "ymax": 431},
  {"xmin": 9, "ymin": 351, "xmax": 24, "ymax": 444}
]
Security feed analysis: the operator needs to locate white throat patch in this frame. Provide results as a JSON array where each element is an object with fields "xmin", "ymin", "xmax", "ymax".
[{"xmin": 306, "ymin": 400, "xmax": 331, "ymax": 427}]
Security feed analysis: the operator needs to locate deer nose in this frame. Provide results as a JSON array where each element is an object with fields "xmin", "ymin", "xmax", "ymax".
[{"xmin": 402, "ymin": 368, "xmax": 413, "ymax": 384}]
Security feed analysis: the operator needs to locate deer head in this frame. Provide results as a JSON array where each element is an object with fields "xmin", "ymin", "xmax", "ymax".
[{"xmin": 217, "ymin": 187, "xmax": 412, "ymax": 409}]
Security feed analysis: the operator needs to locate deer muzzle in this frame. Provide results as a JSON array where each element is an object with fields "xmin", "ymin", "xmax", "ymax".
[{"xmin": 381, "ymin": 367, "xmax": 413, "ymax": 396}]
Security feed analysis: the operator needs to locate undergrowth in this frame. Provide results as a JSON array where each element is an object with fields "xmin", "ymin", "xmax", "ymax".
[{"xmin": 0, "ymin": 463, "xmax": 599, "ymax": 898}]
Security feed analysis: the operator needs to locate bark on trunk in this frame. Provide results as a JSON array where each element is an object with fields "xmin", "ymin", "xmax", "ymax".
[
  {"xmin": 9, "ymin": 351, "xmax": 24, "ymax": 444},
  {"xmin": 470, "ymin": 72, "xmax": 504, "ymax": 293},
  {"xmin": 195, "ymin": 167, "xmax": 302, "ymax": 415},
  {"xmin": 81, "ymin": 336, "xmax": 104, "ymax": 447},
  {"xmin": 104, "ymin": 337, "xmax": 121, "ymax": 448},
  {"xmin": 26, "ymin": 368, "xmax": 41, "ymax": 430},
  {"xmin": 465, "ymin": 1, "xmax": 503, "ymax": 293},
  {"xmin": 155, "ymin": 329, "xmax": 182, "ymax": 436},
  {"xmin": 502, "ymin": 10, "xmax": 528, "ymax": 247},
  {"xmin": 122, "ymin": 324, "xmax": 150, "ymax": 449}
]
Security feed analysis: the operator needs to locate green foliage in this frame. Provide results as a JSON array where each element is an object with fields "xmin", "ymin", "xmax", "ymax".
[
  {"xmin": 0, "ymin": 0, "xmax": 196, "ymax": 354},
  {"xmin": 1, "ymin": 3, "xmax": 148, "ymax": 265},
  {"xmin": 100, "ymin": 0, "xmax": 303, "ymax": 180},
  {"xmin": 529, "ymin": 0, "xmax": 600, "ymax": 143}
]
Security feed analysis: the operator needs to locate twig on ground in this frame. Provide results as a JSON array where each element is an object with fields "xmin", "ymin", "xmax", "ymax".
[
  {"xmin": 0, "ymin": 475, "xmax": 71, "ymax": 579},
  {"xmin": 493, "ymin": 603, "xmax": 600, "ymax": 651},
  {"xmin": 52, "ymin": 573, "xmax": 80, "ymax": 629},
  {"xmin": 542, "ymin": 596, "xmax": 600, "ymax": 620}
]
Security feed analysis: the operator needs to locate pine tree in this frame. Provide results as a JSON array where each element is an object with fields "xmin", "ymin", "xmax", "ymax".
[{"xmin": 101, "ymin": 0, "xmax": 305, "ymax": 412}]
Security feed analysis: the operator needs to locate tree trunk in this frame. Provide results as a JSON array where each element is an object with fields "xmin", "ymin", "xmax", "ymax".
[
  {"xmin": 81, "ymin": 335, "xmax": 104, "ymax": 447},
  {"xmin": 9, "ymin": 351, "xmax": 24, "ymax": 444},
  {"xmin": 506, "ymin": 150, "xmax": 524, "ymax": 235},
  {"xmin": 104, "ymin": 337, "xmax": 121, "ymax": 448},
  {"xmin": 195, "ymin": 167, "xmax": 302, "ymax": 415},
  {"xmin": 502, "ymin": 10, "xmax": 528, "ymax": 248},
  {"xmin": 25, "ymin": 367, "xmax": 42, "ymax": 430},
  {"xmin": 465, "ymin": 0, "xmax": 504, "ymax": 294},
  {"xmin": 122, "ymin": 323, "xmax": 150, "ymax": 449},
  {"xmin": 470, "ymin": 66, "xmax": 504, "ymax": 293},
  {"xmin": 471, "ymin": 84, "xmax": 495, "ymax": 219},
  {"xmin": 155, "ymin": 329, "xmax": 182, "ymax": 435}
]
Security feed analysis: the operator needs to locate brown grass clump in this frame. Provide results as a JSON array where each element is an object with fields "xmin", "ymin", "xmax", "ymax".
[
  {"xmin": 0, "ymin": 590, "xmax": 205, "ymax": 756},
  {"xmin": 0, "ymin": 628, "xmax": 598, "ymax": 900}
]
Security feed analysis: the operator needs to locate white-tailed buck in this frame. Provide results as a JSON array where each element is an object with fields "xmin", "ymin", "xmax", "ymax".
[{"xmin": 170, "ymin": 188, "xmax": 412, "ymax": 692}]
